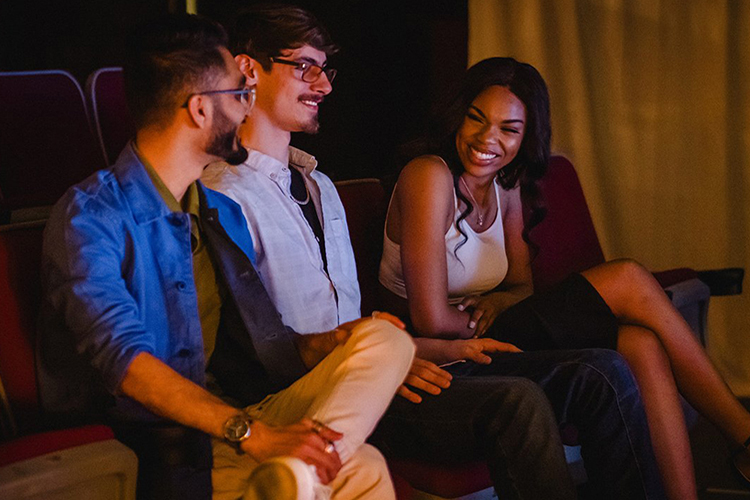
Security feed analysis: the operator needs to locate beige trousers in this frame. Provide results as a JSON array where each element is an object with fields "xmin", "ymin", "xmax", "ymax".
[{"xmin": 212, "ymin": 319, "xmax": 415, "ymax": 500}]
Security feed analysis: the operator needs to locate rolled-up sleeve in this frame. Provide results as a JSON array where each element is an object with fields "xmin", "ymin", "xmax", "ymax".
[{"xmin": 44, "ymin": 200, "xmax": 154, "ymax": 394}]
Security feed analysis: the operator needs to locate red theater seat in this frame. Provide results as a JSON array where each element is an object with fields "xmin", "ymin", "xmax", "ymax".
[
  {"xmin": 0, "ymin": 71, "xmax": 105, "ymax": 216},
  {"xmin": 86, "ymin": 67, "xmax": 136, "ymax": 166},
  {"xmin": 0, "ymin": 222, "xmax": 137, "ymax": 499}
]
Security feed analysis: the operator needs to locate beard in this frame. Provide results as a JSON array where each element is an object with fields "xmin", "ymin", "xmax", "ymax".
[
  {"xmin": 206, "ymin": 106, "xmax": 248, "ymax": 166},
  {"xmin": 298, "ymin": 94, "xmax": 322, "ymax": 134},
  {"xmin": 300, "ymin": 114, "xmax": 320, "ymax": 134}
]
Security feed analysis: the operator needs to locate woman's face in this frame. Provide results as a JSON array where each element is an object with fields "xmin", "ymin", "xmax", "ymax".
[{"xmin": 455, "ymin": 85, "xmax": 526, "ymax": 180}]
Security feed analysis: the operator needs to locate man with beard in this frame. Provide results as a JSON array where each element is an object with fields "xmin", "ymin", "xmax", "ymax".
[{"xmin": 36, "ymin": 13, "xmax": 414, "ymax": 500}]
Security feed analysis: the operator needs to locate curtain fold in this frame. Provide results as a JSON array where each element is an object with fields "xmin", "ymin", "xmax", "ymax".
[{"xmin": 470, "ymin": 0, "xmax": 750, "ymax": 395}]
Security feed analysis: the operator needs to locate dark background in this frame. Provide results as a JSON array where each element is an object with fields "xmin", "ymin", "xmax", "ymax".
[{"xmin": 0, "ymin": 0, "xmax": 468, "ymax": 181}]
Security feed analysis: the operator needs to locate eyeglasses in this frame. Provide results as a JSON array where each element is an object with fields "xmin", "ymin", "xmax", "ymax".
[
  {"xmin": 270, "ymin": 58, "xmax": 337, "ymax": 84},
  {"xmin": 182, "ymin": 87, "xmax": 256, "ymax": 110}
]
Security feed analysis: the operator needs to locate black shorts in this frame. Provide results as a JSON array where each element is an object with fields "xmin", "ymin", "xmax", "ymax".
[{"xmin": 487, "ymin": 273, "xmax": 619, "ymax": 352}]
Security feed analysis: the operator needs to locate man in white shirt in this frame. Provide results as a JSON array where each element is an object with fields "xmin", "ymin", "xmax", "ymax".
[
  {"xmin": 202, "ymin": 6, "xmax": 357, "ymax": 334},
  {"xmin": 202, "ymin": 6, "xmax": 666, "ymax": 499}
]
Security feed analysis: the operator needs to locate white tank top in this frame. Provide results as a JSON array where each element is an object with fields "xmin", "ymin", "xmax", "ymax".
[{"xmin": 379, "ymin": 180, "xmax": 509, "ymax": 305}]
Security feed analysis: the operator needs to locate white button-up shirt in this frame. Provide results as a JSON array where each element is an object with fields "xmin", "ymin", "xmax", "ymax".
[{"xmin": 202, "ymin": 147, "xmax": 361, "ymax": 333}]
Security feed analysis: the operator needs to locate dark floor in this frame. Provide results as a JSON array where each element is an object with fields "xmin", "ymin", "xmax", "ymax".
[{"xmin": 693, "ymin": 398, "xmax": 750, "ymax": 499}]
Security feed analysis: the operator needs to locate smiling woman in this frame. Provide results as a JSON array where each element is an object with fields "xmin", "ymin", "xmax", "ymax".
[{"xmin": 378, "ymin": 56, "xmax": 750, "ymax": 500}]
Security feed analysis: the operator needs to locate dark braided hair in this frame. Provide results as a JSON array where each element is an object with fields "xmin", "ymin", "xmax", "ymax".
[{"xmin": 412, "ymin": 57, "xmax": 550, "ymax": 256}]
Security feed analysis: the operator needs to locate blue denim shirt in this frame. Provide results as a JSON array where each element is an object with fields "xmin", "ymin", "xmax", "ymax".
[{"xmin": 37, "ymin": 143, "xmax": 307, "ymax": 423}]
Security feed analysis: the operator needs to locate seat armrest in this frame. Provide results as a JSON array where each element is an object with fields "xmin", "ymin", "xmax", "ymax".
[
  {"xmin": 0, "ymin": 424, "xmax": 115, "ymax": 467},
  {"xmin": 664, "ymin": 278, "xmax": 711, "ymax": 311},
  {"xmin": 662, "ymin": 278, "xmax": 711, "ymax": 346},
  {"xmin": 0, "ymin": 434, "xmax": 137, "ymax": 500},
  {"xmin": 698, "ymin": 268, "xmax": 744, "ymax": 296}
]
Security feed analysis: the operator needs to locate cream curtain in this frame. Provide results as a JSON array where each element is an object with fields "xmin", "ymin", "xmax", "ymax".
[{"xmin": 469, "ymin": 0, "xmax": 750, "ymax": 395}]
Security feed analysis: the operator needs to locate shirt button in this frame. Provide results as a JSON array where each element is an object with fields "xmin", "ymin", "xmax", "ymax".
[
  {"xmin": 270, "ymin": 173, "xmax": 276, "ymax": 179},
  {"xmin": 282, "ymin": 167, "xmax": 288, "ymax": 172},
  {"xmin": 177, "ymin": 348, "xmax": 192, "ymax": 358},
  {"xmin": 176, "ymin": 281, "xmax": 187, "ymax": 290}
]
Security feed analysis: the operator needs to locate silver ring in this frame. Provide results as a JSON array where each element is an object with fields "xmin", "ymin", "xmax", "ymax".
[
  {"xmin": 311, "ymin": 420, "xmax": 324, "ymax": 434},
  {"xmin": 324, "ymin": 442, "xmax": 336, "ymax": 454}
]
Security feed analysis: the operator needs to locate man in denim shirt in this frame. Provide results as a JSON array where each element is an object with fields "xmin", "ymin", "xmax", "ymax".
[{"xmin": 36, "ymin": 14, "xmax": 414, "ymax": 500}]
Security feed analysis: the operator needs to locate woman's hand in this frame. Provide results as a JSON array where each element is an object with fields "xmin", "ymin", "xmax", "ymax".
[
  {"xmin": 400, "ymin": 339, "xmax": 521, "ymax": 403},
  {"xmin": 444, "ymin": 337, "xmax": 522, "ymax": 364},
  {"xmin": 457, "ymin": 292, "xmax": 513, "ymax": 337}
]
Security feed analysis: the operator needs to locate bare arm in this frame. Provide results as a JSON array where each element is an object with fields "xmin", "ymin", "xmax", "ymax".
[
  {"xmin": 391, "ymin": 157, "xmax": 476, "ymax": 338},
  {"xmin": 120, "ymin": 351, "xmax": 345, "ymax": 483},
  {"xmin": 119, "ymin": 352, "xmax": 239, "ymax": 438},
  {"xmin": 458, "ymin": 185, "xmax": 533, "ymax": 336}
]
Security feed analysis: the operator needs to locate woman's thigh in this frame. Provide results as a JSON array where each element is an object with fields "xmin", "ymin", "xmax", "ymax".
[{"xmin": 487, "ymin": 273, "xmax": 619, "ymax": 351}]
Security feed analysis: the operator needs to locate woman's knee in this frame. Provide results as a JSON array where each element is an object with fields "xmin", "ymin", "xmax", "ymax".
[
  {"xmin": 605, "ymin": 259, "xmax": 660, "ymax": 295},
  {"xmin": 584, "ymin": 258, "xmax": 658, "ymax": 315}
]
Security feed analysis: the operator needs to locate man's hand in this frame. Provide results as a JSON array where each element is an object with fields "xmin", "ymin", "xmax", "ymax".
[
  {"xmin": 296, "ymin": 311, "xmax": 406, "ymax": 369},
  {"xmin": 242, "ymin": 418, "xmax": 343, "ymax": 484},
  {"xmin": 397, "ymin": 357, "xmax": 452, "ymax": 404}
]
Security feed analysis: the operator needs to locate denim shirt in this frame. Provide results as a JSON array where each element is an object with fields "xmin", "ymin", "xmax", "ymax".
[{"xmin": 37, "ymin": 143, "xmax": 307, "ymax": 423}]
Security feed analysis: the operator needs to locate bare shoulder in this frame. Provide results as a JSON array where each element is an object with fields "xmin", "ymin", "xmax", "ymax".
[
  {"xmin": 500, "ymin": 183, "xmax": 522, "ymax": 212},
  {"xmin": 397, "ymin": 155, "xmax": 454, "ymax": 194}
]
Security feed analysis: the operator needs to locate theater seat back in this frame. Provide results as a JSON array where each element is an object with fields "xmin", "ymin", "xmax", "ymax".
[
  {"xmin": 0, "ymin": 222, "xmax": 45, "ymax": 436},
  {"xmin": 526, "ymin": 155, "xmax": 606, "ymax": 292},
  {"xmin": 86, "ymin": 67, "xmax": 135, "ymax": 166},
  {"xmin": 334, "ymin": 179, "xmax": 387, "ymax": 316}
]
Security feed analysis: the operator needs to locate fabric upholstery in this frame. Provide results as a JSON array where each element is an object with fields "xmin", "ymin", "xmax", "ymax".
[
  {"xmin": 85, "ymin": 67, "xmax": 136, "ymax": 166},
  {"xmin": 0, "ymin": 222, "xmax": 45, "ymax": 433},
  {"xmin": 0, "ymin": 71, "xmax": 105, "ymax": 211}
]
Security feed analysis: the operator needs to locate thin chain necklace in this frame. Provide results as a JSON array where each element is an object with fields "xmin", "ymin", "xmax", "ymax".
[{"xmin": 459, "ymin": 176, "xmax": 490, "ymax": 227}]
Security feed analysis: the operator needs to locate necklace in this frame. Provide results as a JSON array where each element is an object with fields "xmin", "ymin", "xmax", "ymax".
[
  {"xmin": 459, "ymin": 176, "xmax": 490, "ymax": 226},
  {"xmin": 289, "ymin": 166, "xmax": 311, "ymax": 205}
]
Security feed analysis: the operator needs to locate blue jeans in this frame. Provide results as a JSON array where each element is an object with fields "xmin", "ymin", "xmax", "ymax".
[{"xmin": 371, "ymin": 349, "xmax": 665, "ymax": 500}]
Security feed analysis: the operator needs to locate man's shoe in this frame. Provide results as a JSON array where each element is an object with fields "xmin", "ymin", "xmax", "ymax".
[{"xmin": 244, "ymin": 457, "xmax": 332, "ymax": 500}]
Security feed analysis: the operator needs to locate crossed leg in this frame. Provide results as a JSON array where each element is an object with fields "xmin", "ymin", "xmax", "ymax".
[
  {"xmin": 583, "ymin": 259, "xmax": 750, "ymax": 499},
  {"xmin": 212, "ymin": 318, "xmax": 415, "ymax": 499}
]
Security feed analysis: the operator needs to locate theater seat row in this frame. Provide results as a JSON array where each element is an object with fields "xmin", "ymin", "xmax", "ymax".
[
  {"xmin": 0, "ymin": 65, "xmax": 716, "ymax": 499},
  {"xmin": 0, "ymin": 68, "xmax": 134, "ymax": 222}
]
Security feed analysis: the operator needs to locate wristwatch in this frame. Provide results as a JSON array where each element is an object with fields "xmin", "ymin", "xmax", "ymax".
[{"xmin": 223, "ymin": 412, "xmax": 253, "ymax": 454}]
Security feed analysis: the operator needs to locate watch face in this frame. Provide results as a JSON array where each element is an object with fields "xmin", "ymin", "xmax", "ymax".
[{"xmin": 225, "ymin": 414, "xmax": 251, "ymax": 442}]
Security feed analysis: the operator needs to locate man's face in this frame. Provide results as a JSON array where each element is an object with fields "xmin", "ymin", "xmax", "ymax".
[
  {"xmin": 255, "ymin": 45, "xmax": 333, "ymax": 134},
  {"xmin": 206, "ymin": 48, "xmax": 249, "ymax": 165}
]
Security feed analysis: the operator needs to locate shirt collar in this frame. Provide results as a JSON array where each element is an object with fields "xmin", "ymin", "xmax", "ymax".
[
  {"xmin": 135, "ymin": 142, "xmax": 200, "ymax": 218},
  {"xmin": 240, "ymin": 146, "xmax": 318, "ymax": 182},
  {"xmin": 288, "ymin": 146, "xmax": 318, "ymax": 175}
]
